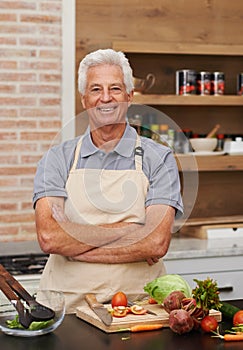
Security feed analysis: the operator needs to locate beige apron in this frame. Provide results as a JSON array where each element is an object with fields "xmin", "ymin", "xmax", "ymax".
[{"xmin": 39, "ymin": 135, "xmax": 166, "ymax": 313}]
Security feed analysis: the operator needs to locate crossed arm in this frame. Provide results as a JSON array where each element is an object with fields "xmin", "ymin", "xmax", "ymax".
[{"xmin": 35, "ymin": 196, "xmax": 175, "ymax": 265}]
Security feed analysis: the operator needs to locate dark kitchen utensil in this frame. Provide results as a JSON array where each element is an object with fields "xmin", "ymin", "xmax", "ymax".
[
  {"xmin": 0, "ymin": 264, "xmax": 55, "ymax": 328},
  {"xmin": 85, "ymin": 293, "xmax": 112, "ymax": 326},
  {"xmin": 0, "ymin": 275, "xmax": 33, "ymax": 328}
]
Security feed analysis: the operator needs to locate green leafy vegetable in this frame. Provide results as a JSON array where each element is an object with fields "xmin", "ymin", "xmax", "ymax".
[
  {"xmin": 29, "ymin": 319, "xmax": 54, "ymax": 330},
  {"xmin": 192, "ymin": 277, "xmax": 222, "ymax": 312},
  {"xmin": 6, "ymin": 315, "xmax": 24, "ymax": 329},
  {"xmin": 144, "ymin": 274, "xmax": 192, "ymax": 304},
  {"xmin": 6, "ymin": 315, "xmax": 54, "ymax": 330}
]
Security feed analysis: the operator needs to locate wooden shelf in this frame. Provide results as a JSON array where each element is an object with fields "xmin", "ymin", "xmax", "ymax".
[
  {"xmin": 133, "ymin": 94, "xmax": 243, "ymax": 106},
  {"xmin": 116, "ymin": 41, "xmax": 243, "ymax": 106},
  {"xmin": 112, "ymin": 41, "xmax": 243, "ymax": 56},
  {"xmin": 175, "ymin": 154, "xmax": 243, "ymax": 172}
]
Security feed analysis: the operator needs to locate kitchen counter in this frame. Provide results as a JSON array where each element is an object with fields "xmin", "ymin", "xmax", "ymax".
[
  {"xmin": 1, "ymin": 235, "xmax": 243, "ymax": 260},
  {"xmin": 0, "ymin": 240, "xmax": 43, "ymax": 256},
  {"xmin": 0, "ymin": 300, "xmax": 242, "ymax": 350},
  {"xmin": 164, "ymin": 235, "xmax": 243, "ymax": 260}
]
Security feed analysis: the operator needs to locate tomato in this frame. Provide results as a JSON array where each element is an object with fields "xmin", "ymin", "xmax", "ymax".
[
  {"xmin": 111, "ymin": 291, "xmax": 128, "ymax": 308},
  {"xmin": 130, "ymin": 304, "xmax": 147, "ymax": 315},
  {"xmin": 148, "ymin": 297, "xmax": 158, "ymax": 304},
  {"xmin": 112, "ymin": 306, "xmax": 127, "ymax": 317},
  {"xmin": 201, "ymin": 315, "xmax": 218, "ymax": 333},
  {"xmin": 233, "ymin": 310, "xmax": 243, "ymax": 326}
]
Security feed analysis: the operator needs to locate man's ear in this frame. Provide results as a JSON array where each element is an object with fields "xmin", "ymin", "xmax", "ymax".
[
  {"xmin": 127, "ymin": 90, "xmax": 134, "ymax": 107},
  {"xmin": 80, "ymin": 94, "xmax": 86, "ymax": 109}
]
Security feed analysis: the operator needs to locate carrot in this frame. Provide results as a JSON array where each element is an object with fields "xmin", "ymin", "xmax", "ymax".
[
  {"xmin": 212, "ymin": 331, "xmax": 243, "ymax": 341},
  {"xmin": 119, "ymin": 323, "xmax": 163, "ymax": 332},
  {"xmin": 223, "ymin": 334, "xmax": 243, "ymax": 341}
]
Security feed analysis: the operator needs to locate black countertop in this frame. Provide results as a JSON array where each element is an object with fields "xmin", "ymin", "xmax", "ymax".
[{"xmin": 0, "ymin": 300, "xmax": 242, "ymax": 350}]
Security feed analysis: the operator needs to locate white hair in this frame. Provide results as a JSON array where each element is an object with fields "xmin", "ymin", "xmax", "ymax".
[{"xmin": 78, "ymin": 48, "xmax": 134, "ymax": 94}]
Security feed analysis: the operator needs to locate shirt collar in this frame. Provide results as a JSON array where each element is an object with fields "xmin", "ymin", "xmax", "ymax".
[{"xmin": 81, "ymin": 124, "xmax": 137, "ymax": 158}]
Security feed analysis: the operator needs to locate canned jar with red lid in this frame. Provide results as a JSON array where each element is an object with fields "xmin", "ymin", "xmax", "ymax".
[
  {"xmin": 197, "ymin": 72, "xmax": 211, "ymax": 95},
  {"xmin": 211, "ymin": 72, "xmax": 225, "ymax": 95},
  {"xmin": 176, "ymin": 70, "xmax": 197, "ymax": 95},
  {"xmin": 237, "ymin": 73, "xmax": 243, "ymax": 95}
]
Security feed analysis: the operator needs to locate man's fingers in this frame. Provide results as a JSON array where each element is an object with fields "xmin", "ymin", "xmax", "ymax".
[{"xmin": 146, "ymin": 257, "xmax": 160, "ymax": 266}]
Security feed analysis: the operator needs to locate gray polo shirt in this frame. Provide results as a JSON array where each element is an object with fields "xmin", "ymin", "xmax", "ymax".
[{"xmin": 33, "ymin": 124, "xmax": 183, "ymax": 218}]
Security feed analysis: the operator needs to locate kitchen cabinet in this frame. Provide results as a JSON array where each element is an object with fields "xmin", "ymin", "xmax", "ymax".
[
  {"xmin": 112, "ymin": 41, "xmax": 243, "ymax": 228},
  {"xmin": 164, "ymin": 255, "xmax": 243, "ymax": 301}
]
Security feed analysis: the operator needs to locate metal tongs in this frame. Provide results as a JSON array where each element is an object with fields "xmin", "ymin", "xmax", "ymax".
[{"xmin": 0, "ymin": 264, "xmax": 55, "ymax": 328}]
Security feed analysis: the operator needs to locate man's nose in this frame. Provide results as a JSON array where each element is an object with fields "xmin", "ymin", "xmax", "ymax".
[{"xmin": 100, "ymin": 88, "xmax": 112, "ymax": 101}]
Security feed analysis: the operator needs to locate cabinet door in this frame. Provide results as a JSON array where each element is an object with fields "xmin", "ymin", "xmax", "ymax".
[
  {"xmin": 164, "ymin": 256, "xmax": 243, "ymax": 300},
  {"xmin": 175, "ymin": 271, "xmax": 243, "ymax": 301}
]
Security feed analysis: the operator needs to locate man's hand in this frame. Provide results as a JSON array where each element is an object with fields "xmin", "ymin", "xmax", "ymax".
[{"xmin": 146, "ymin": 257, "xmax": 160, "ymax": 266}]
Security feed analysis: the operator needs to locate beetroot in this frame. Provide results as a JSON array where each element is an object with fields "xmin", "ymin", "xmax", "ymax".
[
  {"xmin": 169, "ymin": 309, "xmax": 194, "ymax": 335},
  {"xmin": 181, "ymin": 297, "xmax": 197, "ymax": 314},
  {"xmin": 181, "ymin": 297, "xmax": 208, "ymax": 329},
  {"xmin": 163, "ymin": 291, "xmax": 186, "ymax": 314}
]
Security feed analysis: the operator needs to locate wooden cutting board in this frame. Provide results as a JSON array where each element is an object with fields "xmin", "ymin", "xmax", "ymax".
[{"xmin": 76, "ymin": 303, "xmax": 222, "ymax": 333}]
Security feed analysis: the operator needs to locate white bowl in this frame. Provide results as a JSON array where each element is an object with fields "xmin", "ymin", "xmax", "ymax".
[
  {"xmin": 189, "ymin": 138, "xmax": 217, "ymax": 152},
  {"xmin": 0, "ymin": 290, "xmax": 65, "ymax": 337}
]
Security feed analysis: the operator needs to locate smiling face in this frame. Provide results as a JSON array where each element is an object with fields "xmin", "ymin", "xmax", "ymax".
[{"xmin": 80, "ymin": 64, "xmax": 133, "ymax": 131}]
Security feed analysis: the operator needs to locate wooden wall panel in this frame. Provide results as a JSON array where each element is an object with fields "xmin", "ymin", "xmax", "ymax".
[
  {"xmin": 189, "ymin": 172, "xmax": 243, "ymax": 218},
  {"xmin": 75, "ymin": 0, "xmax": 243, "ymax": 114}
]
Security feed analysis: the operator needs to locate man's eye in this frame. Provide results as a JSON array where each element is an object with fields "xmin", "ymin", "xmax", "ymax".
[
  {"xmin": 90, "ymin": 87, "xmax": 101, "ymax": 94},
  {"xmin": 110, "ymin": 86, "xmax": 122, "ymax": 93}
]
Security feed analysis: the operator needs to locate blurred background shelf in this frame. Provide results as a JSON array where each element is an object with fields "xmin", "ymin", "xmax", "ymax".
[
  {"xmin": 175, "ymin": 154, "xmax": 243, "ymax": 171},
  {"xmin": 112, "ymin": 41, "xmax": 243, "ymax": 56},
  {"xmin": 133, "ymin": 94, "xmax": 243, "ymax": 106}
]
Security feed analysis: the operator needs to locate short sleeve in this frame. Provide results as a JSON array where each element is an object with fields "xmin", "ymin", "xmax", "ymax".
[
  {"xmin": 142, "ymin": 140, "xmax": 183, "ymax": 219},
  {"xmin": 32, "ymin": 140, "xmax": 77, "ymax": 208}
]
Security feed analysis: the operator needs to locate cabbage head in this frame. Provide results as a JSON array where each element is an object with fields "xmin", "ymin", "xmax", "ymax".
[{"xmin": 144, "ymin": 274, "xmax": 192, "ymax": 304}]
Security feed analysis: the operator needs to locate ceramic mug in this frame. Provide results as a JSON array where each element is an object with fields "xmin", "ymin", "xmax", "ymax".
[{"xmin": 133, "ymin": 73, "xmax": 155, "ymax": 94}]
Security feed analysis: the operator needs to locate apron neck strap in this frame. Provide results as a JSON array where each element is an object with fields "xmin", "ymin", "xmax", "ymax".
[
  {"xmin": 70, "ymin": 136, "xmax": 83, "ymax": 171},
  {"xmin": 134, "ymin": 135, "xmax": 143, "ymax": 171}
]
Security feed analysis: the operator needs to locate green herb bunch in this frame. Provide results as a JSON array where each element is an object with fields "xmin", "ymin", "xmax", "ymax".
[{"xmin": 192, "ymin": 277, "xmax": 222, "ymax": 312}]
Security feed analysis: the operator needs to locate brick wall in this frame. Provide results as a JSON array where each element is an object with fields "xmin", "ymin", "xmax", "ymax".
[{"xmin": 0, "ymin": 1, "xmax": 63, "ymax": 241}]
